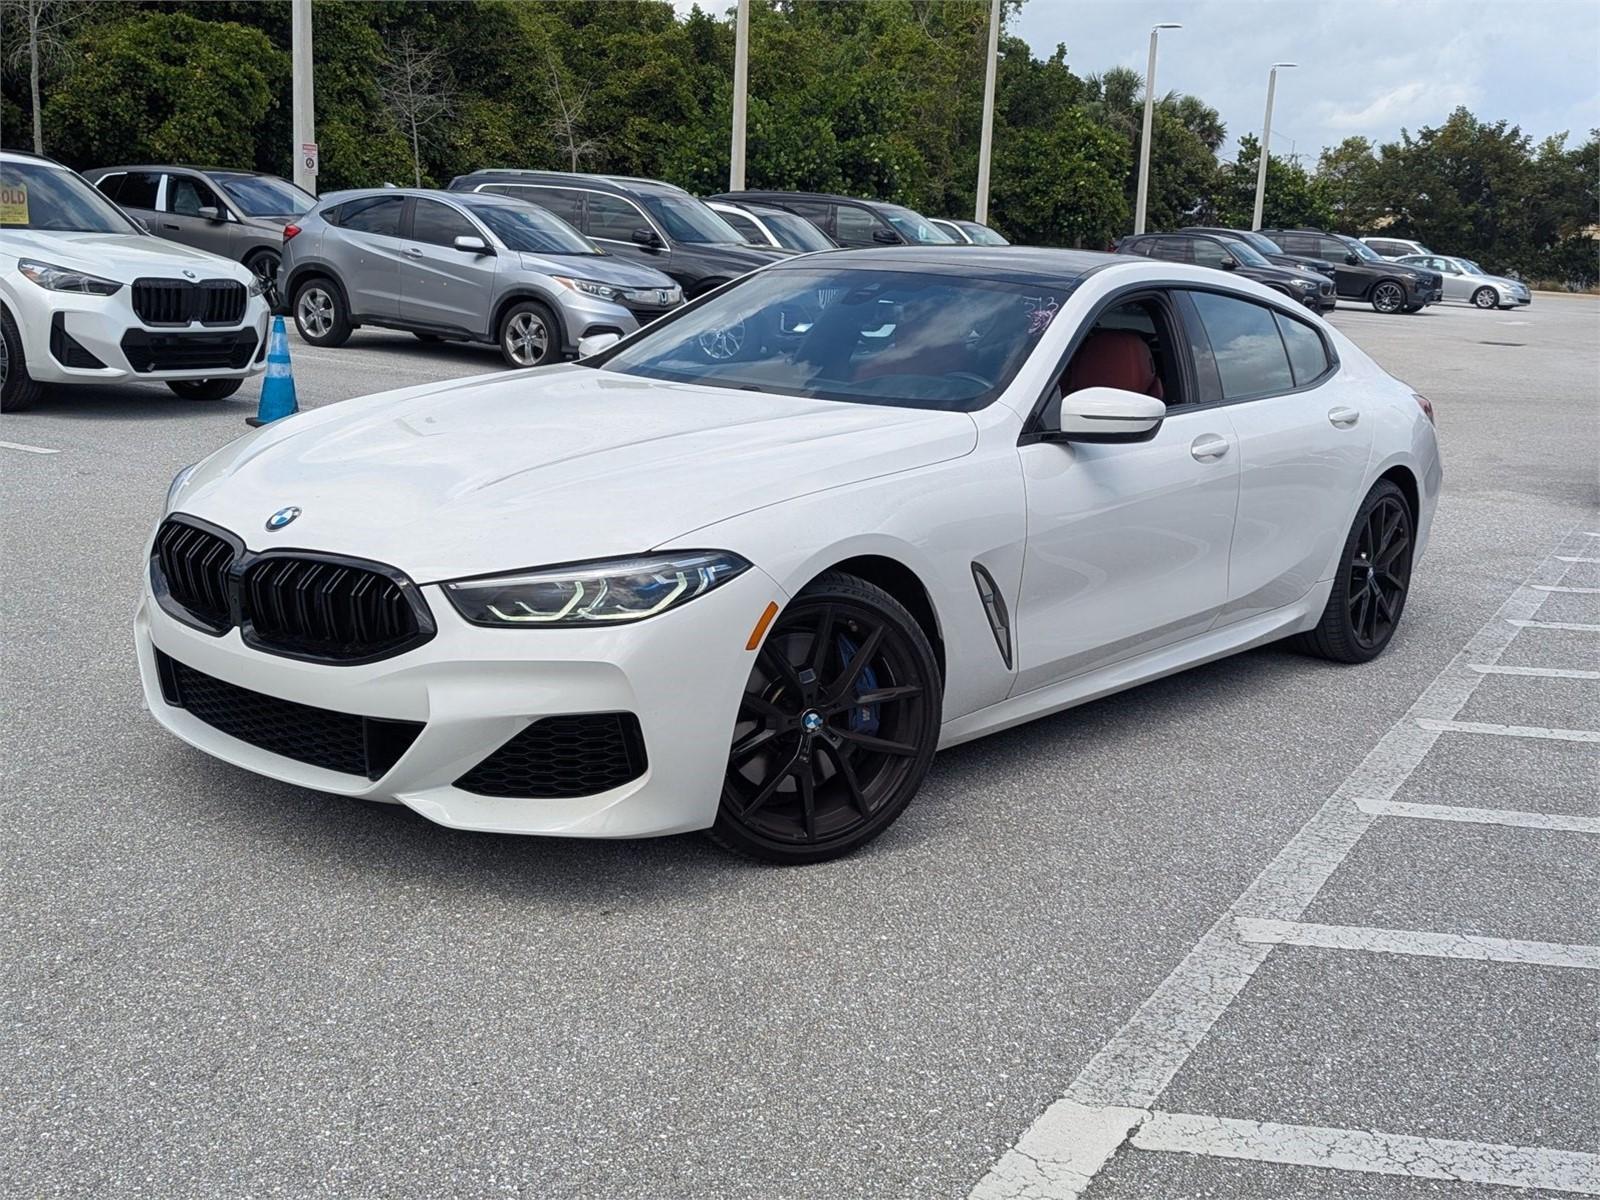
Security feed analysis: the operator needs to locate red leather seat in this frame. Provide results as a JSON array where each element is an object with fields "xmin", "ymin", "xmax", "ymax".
[{"xmin": 1063, "ymin": 330, "xmax": 1164, "ymax": 399}]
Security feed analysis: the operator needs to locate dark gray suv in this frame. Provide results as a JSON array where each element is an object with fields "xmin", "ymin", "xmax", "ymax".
[
  {"xmin": 280, "ymin": 188, "xmax": 683, "ymax": 368},
  {"xmin": 86, "ymin": 166, "xmax": 315, "ymax": 297}
]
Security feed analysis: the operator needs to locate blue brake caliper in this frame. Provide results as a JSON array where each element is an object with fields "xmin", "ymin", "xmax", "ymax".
[{"xmin": 836, "ymin": 633, "xmax": 881, "ymax": 734}]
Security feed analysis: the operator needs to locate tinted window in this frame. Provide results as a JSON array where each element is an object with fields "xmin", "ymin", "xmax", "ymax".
[
  {"xmin": 164, "ymin": 175, "xmax": 225, "ymax": 217},
  {"xmin": 588, "ymin": 192, "xmax": 647, "ymax": 241},
  {"xmin": 881, "ymin": 205, "xmax": 955, "ymax": 244},
  {"xmin": 717, "ymin": 208, "xmax": 766, "ymax": 244},
  {"xmin": 468, "ymin": 201, "xmax": 598, "ymax": 255},
  {"xmin": 961, "ymin": 222, "xmax": 1009, "ymax": 246},
  {"xmin": 213, "ymin": 173, "xmax": 314, "ymax": 217},
  {"xmin": 93, "ymin": 173, "xmax": 126, "ymax": 202},
  {"xmin": 338, "ymin": 195, "xmax": 404, "ymax": 236},
  {"xmin": 1319, "ymin": 237, "xmax": 1352, "ymax": 262},
  {"xmin": 411, "ymin": 198, "xmax": 478, "ymax": 246},
  {"xmin": 779, "ymin": 199, "xmax": 834, "ymax": 230},
  {"xmin": 1368, "ymin": 240, "xmax": 1402, "ymax": 255},
  {"xmin": 1153, "ymin": 237, "xmax": 1193, "ymax": 263},
  {"xmin": 834, "ymin": 205, "xmax": 882, "ymax": 246},
  {"xmin": 1190, "ymin": 238, "xmax": 1234, "ymax": 269},
  {"xmin": 638, "ymin": 192, "xmax": 745, "ymax": 244},
  {"xmin": 1274, "ymin": 312, "xmax": 1331, "ymax": 386},
  {"xmin": 600, "ymin": 266, "xmax": 1076, "ymax": 412},
  {"xmin": 1121, "ymin": 237, "xmax": 1153, "ymax": 257},
  {"xmin": 1187, "ymin": 290, "xmax": 1294, "ymax": 398},
  {"xmin": 1275, "ymin": 233, "xmax": 1314, "ymax": 255},
  {"xmin": 118, "ymin": 171, "xmax": 162, "ymax": 210},
  {"xmin": 761, "ymin": 209, "xmax": 835, "ymax": 252},
  {"xmin": 480, "ymin": 184, "xmax": 584, "ymax": 228}
]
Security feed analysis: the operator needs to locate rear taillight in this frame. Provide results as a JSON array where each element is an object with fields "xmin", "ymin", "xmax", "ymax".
[
  {"xmin": 1412, "ymin": 392, "xmax": 1435, "ymax": 425},
  {"xmin": 282, "ymin": 224, "xmax": 301, "ymax": 242}
]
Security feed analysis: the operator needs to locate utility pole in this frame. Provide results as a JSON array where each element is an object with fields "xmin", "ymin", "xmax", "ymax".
[
  {"xmin": 292, "ymin": 0, "xmax": 317, "ymax": 195},
  {"xmin": 1133, "ymin": 23, "xmax": 1181, "ymax": 236},
  {"xmin": 974, "ymin": 0, "xmax": 1002, "ymax": 225},
  {"xmin": 729, "ymin": 0, "xmax": 750, "ymax": 192},
  {"xmin": 1252, "ymin": 62, "xmax": 1296, "ymax": 231}
]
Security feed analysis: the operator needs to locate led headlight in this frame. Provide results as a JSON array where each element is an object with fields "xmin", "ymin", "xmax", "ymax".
[
  {"xmin": 18, "ymin": 259, "xmax": 122, "ymax": 296},
  {"xmin": 553, "ymin": 276, "xmax": 620, "ymax": 301},
  {"xmin": 165, "ymin": 462, "xmax": 198, "ymax": 512},
  {"xmin": 444, "ymin": 551, "xmax": 750, "ymax": 627},
  {"xmin": 1291, "ymin": 277, "xmax": 1318, "ymax": 290}
]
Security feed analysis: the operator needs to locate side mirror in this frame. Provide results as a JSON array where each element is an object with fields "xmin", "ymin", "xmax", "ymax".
[
  {"xmin": 1220, "ymin": 256, "xmax": 1238, "ymax": 270},
  {"xmin": 453, "ymin": 235, "xmax": 491, "ymax": 254},
  {"xmin": 1054, "ymin": 386, "xmax": 1166, "ymax": 443},
  {"xmin": 631, "ymin": 227, "xmax": 663, "ymax": 249},
  {"xmin": 197, "ymin": 206, "xmax": 223, "ymax": 222},
  {"xmin": 577, "ymin": 331, "xmax": 622, "ymax": 358},
  {"xmin": 871, "ymin": 227, "xmax": 903, "ymax": 245},
  {"xmin": 1345, "ymin": 253, "xmax": 1359, "ymax": 265}
]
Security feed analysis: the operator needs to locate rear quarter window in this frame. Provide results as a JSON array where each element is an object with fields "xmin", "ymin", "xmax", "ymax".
[
  {"xmin": 1274, "ymin": 311, "xmax": 1333, "ymax": 386},
  {"xmin": 1186, "ymin": 290, "xmax": 1295, "ymax": 399}
]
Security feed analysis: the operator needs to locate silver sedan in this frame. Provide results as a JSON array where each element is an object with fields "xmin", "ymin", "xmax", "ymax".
[{"xmin": 1398, "ymin": 254, "xmax": 1531, "ymax": 309}]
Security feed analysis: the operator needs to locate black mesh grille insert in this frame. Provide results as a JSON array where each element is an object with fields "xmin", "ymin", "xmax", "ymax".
[
  {"xmin": 455, "ymin": 714, "xmax": 647, "ymax": 798},
  {"xmin": 153, "ymin": 519, "xmax": 236, "ymax": 631},
  {"xmin": 132, "ymin": 278, "xmax": 247, "ymax": 326},
  {"xmin": 120, "ymin": 328, "xmax": 258, "ymax": 372},
  {"xmin": 241, "ymin": 556, "xmax": 422, "ymax": 661},
  {"xmin": 156, "ymin": 650, "xmax": 423, "ymax": 780}
]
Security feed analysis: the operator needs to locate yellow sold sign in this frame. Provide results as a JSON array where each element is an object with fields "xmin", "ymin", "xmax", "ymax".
[{"xmin": 0, "ymin": 182, "xmax": 28, "ymax": 225}]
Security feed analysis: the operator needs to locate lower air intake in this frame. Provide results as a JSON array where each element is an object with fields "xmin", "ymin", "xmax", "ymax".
[{"xmin": 455, "ymin": 713, "xmax": 648, "ymax": 798}]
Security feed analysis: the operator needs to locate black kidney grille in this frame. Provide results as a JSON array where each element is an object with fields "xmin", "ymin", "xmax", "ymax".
[
  {"xmin": 132, "ymin": 278, "xmax": 247, "ymax": 326},
  {"xmin": 154, "ymin": 519, "xmax": 236, "ymax": 631},
  {"xmin": 455, "ymin": 714, "xmax": 647, "ymax": 798},
  {"xmin": 242, "ymin": 557, "xmax": 420, "ymax": 660},
  {"xmin": 156, "ymin": 650, "xmax": 422, "ymax": 780}
]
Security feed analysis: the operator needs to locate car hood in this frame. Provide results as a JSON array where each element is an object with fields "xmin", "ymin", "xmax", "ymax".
[
  {"xmin": 175, "ymin": 366, "xmax": 978, "ymax": 581},
  {"xmin": 1269, "ymin": 253, "xmax": 1334, "ymax": 274},
  {"xmin": 2, "ymin": 229, "xmax": 252, "ymax": 283},
  {"xmin": 515, "ymin": 252, "xmax": 677, "ymax": 289}
]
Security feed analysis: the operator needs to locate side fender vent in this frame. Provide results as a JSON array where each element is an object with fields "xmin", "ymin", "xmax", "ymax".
[{"xmin": 971, "ymin": 562, "xmax": 1013, "ymax": 670}]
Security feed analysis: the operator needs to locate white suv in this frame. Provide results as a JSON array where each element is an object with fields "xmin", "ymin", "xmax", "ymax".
[{"xmin": 1, "ymin": 151, "xmax": 271, "ymax": 412}]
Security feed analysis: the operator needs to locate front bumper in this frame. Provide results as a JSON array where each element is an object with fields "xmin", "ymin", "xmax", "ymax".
[
  {"xmin": 135, "ymin": 563, "xmax": 788, "ymax": 838},
  {"xmin": 8, "ymin": 280, "xmax": 270, "ymax": 386}
]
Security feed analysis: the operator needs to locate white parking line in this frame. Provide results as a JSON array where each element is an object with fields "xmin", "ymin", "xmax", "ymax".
[
  {"xmin": 1354, "ymin": 797, "xmax": 1600, "ymax": 833},
  {"xmin": 1533, "ymin": 584, "xmax": 1600, "ymax": 594},
  {"xmin": 1131, "ymin": 1113, "xmax": 1600, "ymax": 1195},
  {"xmin": 1234, "ymin": 917, "xmax": 1600, "ymax": 970},
  {"xmin": 1416, "ymin": 717, "xmax": 1600, "ymax": 743},
  {"xmin": 0, "ymin": 440, "xmax": 60, "ymax": 455},
  {"xmin": 967, "ymin": 529, "xmax": 1582, "ymax": 1199},
  {"xmin": 1508, "ymin": 618, "xmax": 1600, "ymax": 632},
  {"xmin": 1469, "ymin": 664, "xmax": 1600, "ymax": 680},
  {"xmin": 1557, "ymin": 556, "xmax": 1600, "ymax": 564}
]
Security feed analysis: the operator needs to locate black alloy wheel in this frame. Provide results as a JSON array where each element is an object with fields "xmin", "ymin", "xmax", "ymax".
[
  {"xmin": 1294, "ymin": 479, "xmax": 1414, "ymax": 663},
  {"xmin": 0, "ymin": 305, "xmax": 42, "ymax": 412},
  {"xmin": 711, "ymin": 572, "xmax": 941, "ymax": 864},
  {"xmin": 247, "ymin": 250, "xmax": 282, "ymax": 307},
  {"xmin": 1370, "ymin": 281, "xmax": 1406, "ymax": 314}
]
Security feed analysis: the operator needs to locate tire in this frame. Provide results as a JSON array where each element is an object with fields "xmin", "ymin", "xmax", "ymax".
[
  {"xmin": 246, "ymin": 249, "xmax": 282, "ymax": 304},
  {"xmin": 1369, "ymin": 280, "xmax": 1406, "ymax": 313},
  {"xmin": 709, "ymin": 571, "xmax": 942, "ymax": 864},
  {"xmin": 497, "ymin": 300, "xmax": 558, "ymax": 368},
  {"xmin": 0, "ymin": 306, "xmax": 42, "ymax": 413},
  {"xmin": 166, "ymin": 378, "xmax": 243, "ymax": 401},
  {"xmin": 1293, "ymin": 480, "xmax": 1414, "ymax": 664},
  {"xmin": 292, "ymin": 277, "xmax": 352, "ymax": 348},
  {"xmin": 1471, "ymin": 286, "xmax": 1498, "ymax": 309}
]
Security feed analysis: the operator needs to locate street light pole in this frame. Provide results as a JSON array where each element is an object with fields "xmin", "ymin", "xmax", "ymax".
[
  {"xmin": 1251, "ymin": 62, "xmax": 1297, "ymax": 231},
  {"xmin": 1133, "ymin": 22, "xmax": 1181, "ymax": 236},
  {"xmin": 729, "ymin": 0, "xmax": 751, "ymax": 192},
  {"xmin": 291, "ymin": 0, "xmax": 316, "ymax": 195},
  {"xmin": 974, "ymin": 0, "xmax": 1003, "ymax": 225}
]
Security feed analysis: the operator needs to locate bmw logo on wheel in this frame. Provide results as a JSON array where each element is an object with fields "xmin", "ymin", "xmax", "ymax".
[{"xmin": 265, "ymin": 506, "xmax": 301, "ymax": 531}]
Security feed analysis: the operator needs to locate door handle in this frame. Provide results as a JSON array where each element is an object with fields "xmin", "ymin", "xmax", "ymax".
[
  {"xmin": 402, "ymin": 247, "xmax": 424, "ymax": 258},
  {"xmin": 1190, "ymin": 433, "xmax": 1230, "ymax": 462},
  {"xmin": 1328, "ymin": 406, "xmax": 1360, "ymax": 428},
  {"xmin": 161, "ymin": 223, "xmax": 180, "ymax": 230}
]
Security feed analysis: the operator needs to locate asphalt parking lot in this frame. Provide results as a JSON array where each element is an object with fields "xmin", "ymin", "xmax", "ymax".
[{"xmin": 3, "ymin": 297, "xmax": 1596, "ymax": 1199}]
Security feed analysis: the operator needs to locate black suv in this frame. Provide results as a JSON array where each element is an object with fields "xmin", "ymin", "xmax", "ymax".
[
  {"xmin": 1117, "ymin": 232, "xmax": 1336, "ymax": 311},
  {"xmin": 708, "ymin": 191, "xmax": 955, "ymax": 248},
  {"xmin": 1262, "ymin": 229, "xmax": 1442, "ymax": 313},
  {"xmin": 1180, "ymin": 226, "xmax": 1335, "ymax": 279},
  {"xmin": 448, "ymin": 171, "xmax": 788, "ymax": 298}
]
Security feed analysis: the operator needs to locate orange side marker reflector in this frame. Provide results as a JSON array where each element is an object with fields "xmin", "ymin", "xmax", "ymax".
[{"xmin": 746, "ymin": 601, "xmax": 780, "ymax": 651}]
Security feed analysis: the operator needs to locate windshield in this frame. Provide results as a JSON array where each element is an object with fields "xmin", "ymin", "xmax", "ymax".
[
  {"xmin": 881, "ymin": 205, "xmax": 955, "ymax": 244},
  {"xmin": 1348, "ymin": 238, "xmax": 1384, "ymax": 262},
  {"xmin": 638, "ymin": 193, "xmax": 745, "ymax": 245},
  {"xmin": 1460, "ymin": 259, "xmax": 1487, "ymax": 275},
  {"xmin": 962, "ymin": 223, "xmax": 1009, "ymax": 246},
  {"xmin": 0, "ymin": 160, "xmax": 141, "ymax": 233},
  {"xmin": 470, "ymin": 201, "xmax": 600, "ymax": 255},
  {"xmin": 598, "ymin": 265, "xmax": 1074, "ymax": 412},
  {"xmin": 213, "ymin": 173, "xmax": 315, "ymax": 217},
  {"xmin": 1219, "ymin": 238, "xmax": 1271, "ymax": 268},
  {"xmin": 760, "ymin": 209, "xmax": 834, "ymax": 252}
]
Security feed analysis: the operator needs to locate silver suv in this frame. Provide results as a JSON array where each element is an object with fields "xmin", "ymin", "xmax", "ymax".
[{"xmin": 280, "ymin": 188, "xmax": 683, "ymax": 368}]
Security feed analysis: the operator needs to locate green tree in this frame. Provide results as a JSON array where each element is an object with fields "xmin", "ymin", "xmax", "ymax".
[
  {"xmin": 1208, "ymin": 134, "xmax": 1332, "ymax": 230},
  {"xmin": 990, "ymin": 108, "xmax": 1128, "ymax": 247}
]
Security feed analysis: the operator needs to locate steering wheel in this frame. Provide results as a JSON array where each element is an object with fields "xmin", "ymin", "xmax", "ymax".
[{"xmin": 697, "ymin": 319, "xmax": 746, "ymax": 361}]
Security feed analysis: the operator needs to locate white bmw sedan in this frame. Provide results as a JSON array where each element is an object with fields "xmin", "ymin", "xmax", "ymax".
[{"xmin": 137, "ymin": 248, "xmax": 1441, "ymax": 863}]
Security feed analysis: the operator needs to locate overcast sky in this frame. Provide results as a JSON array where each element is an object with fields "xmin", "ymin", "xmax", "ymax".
[{"xmin": 1011, "ymin": 0, "xmax": 1600, "ymax": 163}]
